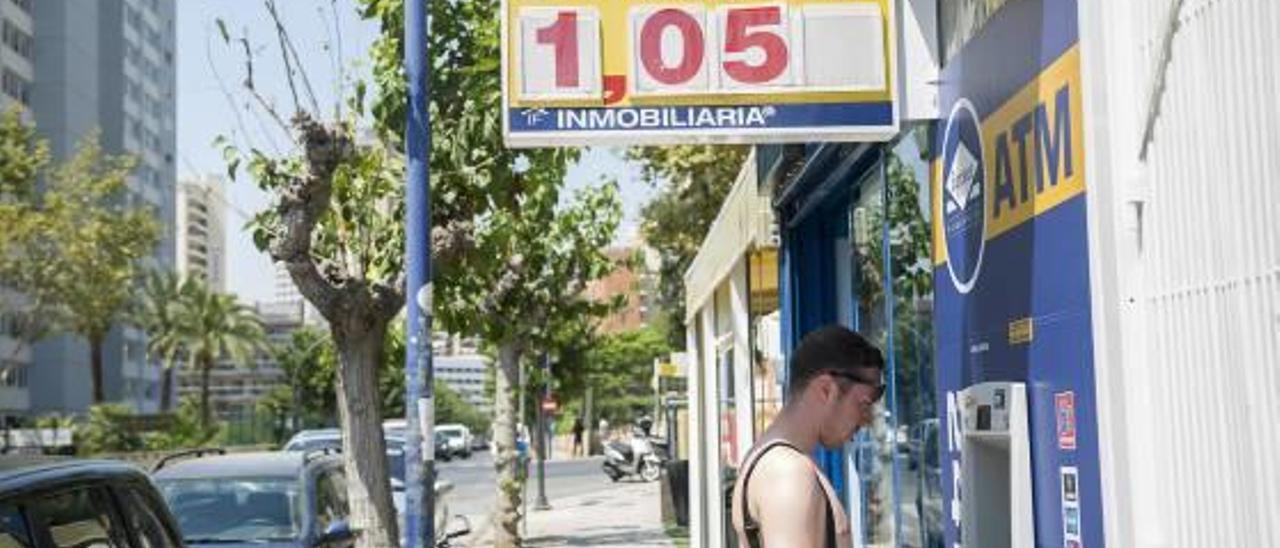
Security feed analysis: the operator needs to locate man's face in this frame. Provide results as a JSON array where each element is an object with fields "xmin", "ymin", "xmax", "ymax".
[{"xmin": 817, "ymin": 371, "xmax": 882, "ymax": 448}]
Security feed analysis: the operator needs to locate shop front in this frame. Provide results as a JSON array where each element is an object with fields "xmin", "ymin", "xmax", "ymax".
[
  {"xmin": 766, "ymin": 129, "xmax": 942, "ymax": 547},
  {"xmin": 684, "ymin": 152, "xmax": 785, "ymax": 548},
  {"xmin": 766, "ymin": 0, "xmax": 1104, "ymax": 546}
]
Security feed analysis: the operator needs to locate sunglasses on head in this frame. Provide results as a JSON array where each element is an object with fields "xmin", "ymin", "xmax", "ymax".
[{"xmin": 824, "ymin": 369, "xmax": 886, "ymax": 403}]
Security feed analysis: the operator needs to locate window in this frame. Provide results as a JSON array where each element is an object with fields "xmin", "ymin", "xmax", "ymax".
[
  {"xmin": 115, "ymin": 486, "xmax": 179, "ymax": 548},
  {"xmin": 2, "ymin": 69, "xmax": 29, "ymax": 105},
  {"xmin": 0, "ymin": 504, "xmax": 33, "ymax": 548},
  {"xmin": 156, "ymin": 478, "xmax": 302, "ymax": 543},
  {"xmin": 26, "ymin": 488, "xmax": 129, "ymax": 548},
  {"xmin": 0, "ymin": 362, "xmax": 27, "ymax": 389},
  {"xmin": 2, "ymin": 20, "xmax": 33, "ymax": 59}
]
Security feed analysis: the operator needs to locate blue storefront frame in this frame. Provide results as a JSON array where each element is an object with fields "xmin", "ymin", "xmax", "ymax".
[{"xmin": 768, "ymin": 132, "xmax": 937, "ymax": 547}]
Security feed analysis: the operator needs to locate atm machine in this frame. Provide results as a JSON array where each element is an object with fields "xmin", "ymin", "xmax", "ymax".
[{"xmin": 958, "ymin": 382, "xmax": 1035, "ymax": 548}]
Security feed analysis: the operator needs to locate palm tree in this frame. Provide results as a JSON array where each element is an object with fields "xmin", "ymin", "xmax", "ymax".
[
  {"xmin": 177, "ymin": 279, "xmax": 266, "ymax": 431},
  {"xmin": 134, "ymin": 270, "xmax": 194, "ymax": 412}
]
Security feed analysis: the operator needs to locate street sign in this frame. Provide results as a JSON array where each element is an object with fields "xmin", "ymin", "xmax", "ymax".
[
  {"xmin": 541, "ymin": 398, "xmax": 559, "ymax": 412},
  {"xmin": 502, "ymin": 0, "xmax": 898, "ymax": 147},
  {"xmin": 657, "ymin": 362, "xmax": 679, "ymax": 377}
]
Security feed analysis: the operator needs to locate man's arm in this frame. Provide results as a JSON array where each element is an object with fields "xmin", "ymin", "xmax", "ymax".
[{"xmin": 752, "ymin": 450, "xmax": 829, "ymax": 548}]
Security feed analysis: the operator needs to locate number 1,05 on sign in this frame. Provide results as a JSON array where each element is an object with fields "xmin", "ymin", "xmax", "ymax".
[{"xmin": 516, "ymin": 2, "xmax": 887, "ymax": 101}]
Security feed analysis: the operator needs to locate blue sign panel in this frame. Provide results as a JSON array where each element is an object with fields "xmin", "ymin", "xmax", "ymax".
[{"xmin": 932, "ymin": 0, "xmax": 1105, "ymax": 546}]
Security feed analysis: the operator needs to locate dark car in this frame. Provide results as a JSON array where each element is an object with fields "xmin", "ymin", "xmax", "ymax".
[
  {"xmin": 151, "ymin": 449, "xmax": 353, "ymax": 548},
  {"xmin": 0, "ymin": 456, "xmax": 184, "ymax": 548}
]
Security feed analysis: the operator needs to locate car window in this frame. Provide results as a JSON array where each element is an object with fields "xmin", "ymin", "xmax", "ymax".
[
  {"xmin": 114, "ymin": 485, "xmax": 179, "ymax": 548},
  {"xmin": 314, "ymin": 468, "xmax": 349, "ymax": 532},
  {"xmin": 0, "ymin": 504, "xmax": 34, "ymax": 548},
  {"xmin": 26, "ymin": 487, "xmax": 128, "ymax": 548},
  {"xmin": 156, "ymin": 478, "xmax": 301, "ymax": 543}
]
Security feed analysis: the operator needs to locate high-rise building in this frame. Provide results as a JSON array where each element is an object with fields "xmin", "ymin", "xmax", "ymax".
[
  {"xmin": 0, "ymin": 0, "xmax": 35, "ymax": 427},
  {"xmin": 25, "ymin": 0, "xmax": 177, "ymax": 415},
  {"xmin": 176, "ymin": 176, "xmax": 228, "ymax": 294},
  {"xmin": 271, "ymin": 263, "xmax": 324, "ymax": 327},
  {"xmin": 0, "ymin": 0, "xmax": 33, "ymax": 112},
  {"xmin": 434, "ymin": 355, "xmax": 491, "ymax": 415}
]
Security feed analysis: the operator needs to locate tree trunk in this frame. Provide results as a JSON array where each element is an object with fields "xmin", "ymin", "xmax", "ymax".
[
  {"xmin": 90, "ymin": 334, "xmax": 105, "ymax": 404},
  {"xmin": 333, "ymin": 318, "xmax": 399, "ymax": 548},
  {"xmin": 200, "ymin": 354, "xmax": 214, "ymax": 432},
  {"xmin": 492, "ymin": 341, "xmax": 524, "ymax": 548},
  {"xmin": 160, "ymin": 365, "xmax": 174, "ymax": 412}
]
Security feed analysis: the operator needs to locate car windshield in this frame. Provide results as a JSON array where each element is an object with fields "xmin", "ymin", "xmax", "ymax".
[
  {"xmin": 157, "ymin": 477, "xmax": 302, "ymax": 543},
  {"xmin": 439, "ymin": 430, "xmax": 462, "ymax": 439}
]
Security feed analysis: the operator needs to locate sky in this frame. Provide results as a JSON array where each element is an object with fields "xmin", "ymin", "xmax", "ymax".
[{"xmin": 175, "ymin": 0, "xmax": 653, "ymax": 306}]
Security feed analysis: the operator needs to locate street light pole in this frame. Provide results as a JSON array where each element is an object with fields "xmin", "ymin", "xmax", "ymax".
[
  {"xmin": 534, "ymin": 352, "xmax": 551, "ymax": 510},
  {"xmin": 404, "ymin": 0, "xmax": 434, "ymax": 547}
]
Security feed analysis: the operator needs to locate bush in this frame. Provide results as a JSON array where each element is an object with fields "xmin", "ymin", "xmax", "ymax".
[
  {"xmin": 76, "ymin": 404, "xmax": 144, "ymax": 456},
  {"xmin": 144, "ymin": 397, "xmax": 221, "ymax": 451}
]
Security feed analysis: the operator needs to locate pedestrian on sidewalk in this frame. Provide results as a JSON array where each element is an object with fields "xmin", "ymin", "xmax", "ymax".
[
  {"xmin": 572, "ymin": 417, "xmax": 585, "ymax": 457},
  {"xmin": 731, "ymin": 325, "xmax": 885, "ymax": 548}
]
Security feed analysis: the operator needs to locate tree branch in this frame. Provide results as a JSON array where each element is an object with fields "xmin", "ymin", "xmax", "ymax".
[
  {"xmin": 268, "ymin": 113, "xmax": 353, "ymax": 316},
  {"xmin": 238, "ymin": 35, "xmax": 291, "ymax": 134},
  {"xmin": 265, "ymin": 0, "xmax": 322, "ymax": 117}
]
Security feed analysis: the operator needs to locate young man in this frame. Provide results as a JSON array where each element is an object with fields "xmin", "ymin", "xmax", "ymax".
[{"xmin": 731, "ymin": 325, "xmax": 886, "ymax": 548}]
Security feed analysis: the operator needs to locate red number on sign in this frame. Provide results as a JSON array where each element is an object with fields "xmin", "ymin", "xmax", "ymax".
[
  {"xmin": 722, "ymin": 7, "xmax": 788, "ymax": 84},
  {"xmin": 536, "ymin": 11, "xmax": 580, "ymax": 88},
  {"xmin": 640, "ymin": 9, "xmax": 705, "ymax": 85}
]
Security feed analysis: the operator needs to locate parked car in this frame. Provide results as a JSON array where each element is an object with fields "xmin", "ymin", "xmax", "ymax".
[
  {"xmin": 435, "ymin": 425, "xmax": 471, "ymax": 460},
  {"xmin": 0, "ymin": 456, "xmax": 184, "ymax": 548},
  {"xmin": 281, "ymin": 429, "xmax": 342, "ymax": 452},
  {"xmin": 382, "ymin": 421, "xmax": 465, "ymax": 463},
  {"xmin": 152, "ymin": 449, "xmax": 357, "ymax": 548}
]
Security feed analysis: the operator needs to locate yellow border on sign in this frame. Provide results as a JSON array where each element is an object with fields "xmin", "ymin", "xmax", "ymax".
[
  {"xmin": 933, "ymin": 45, "xmax": 1087, "ymax": 266},
  {"xmin": 505, "ymin": 0, "xmax": 894, "ymax": 108}
]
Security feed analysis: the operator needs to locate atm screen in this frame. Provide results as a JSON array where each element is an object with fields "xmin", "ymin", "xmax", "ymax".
[{"xmin": 976, "ymin": 404, "xmax": 992, "ymax": 431}]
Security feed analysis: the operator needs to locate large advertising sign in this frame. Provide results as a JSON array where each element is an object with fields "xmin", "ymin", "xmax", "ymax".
[
  {"xmin": 932, "ymin": 0, "xmax": 1104, "ymax": 546},
  {"xmin": 502, "ymin": 0, "xmax": 898, "ymax": 146}
]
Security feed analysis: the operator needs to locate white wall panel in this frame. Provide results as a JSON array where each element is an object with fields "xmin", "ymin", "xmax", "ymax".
[{"xmin": 1085, "ymin": 0, "xmax": 1280, "ymax": 545}]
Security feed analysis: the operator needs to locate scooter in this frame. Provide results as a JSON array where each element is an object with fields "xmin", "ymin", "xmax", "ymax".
[{"xmin": 601, "ymin": 427, "xmax": 667, "ymax": 482}]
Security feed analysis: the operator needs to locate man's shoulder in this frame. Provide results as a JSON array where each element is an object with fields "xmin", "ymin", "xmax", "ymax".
[{"xmin": 747, "ymin": 444, "xmax": 821, "ymax": 497}]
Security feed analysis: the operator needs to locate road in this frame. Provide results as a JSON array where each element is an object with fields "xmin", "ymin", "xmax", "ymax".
[{"xmin": 435, "ymin": 450, "xmax": 619, "ymax": 537}]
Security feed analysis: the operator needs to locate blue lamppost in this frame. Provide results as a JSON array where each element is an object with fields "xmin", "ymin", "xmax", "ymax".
[{"xmin": 403, "ymin": 0, "xmax": 434, "ymax": 546}]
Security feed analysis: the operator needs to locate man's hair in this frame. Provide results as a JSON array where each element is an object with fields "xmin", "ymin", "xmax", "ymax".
[{"xmin": 788, "ymin": 325, "xmax": 884, "ymax": 398}]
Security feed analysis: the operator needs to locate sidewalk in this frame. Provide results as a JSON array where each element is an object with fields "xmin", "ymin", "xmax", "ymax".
[
  {"xmin": 524, "ymin": 480, "xmax": 674, "ymax": 547},
  {"xmin": 462, "ymin": 480, "xmax": 675, "ymax": 547}
]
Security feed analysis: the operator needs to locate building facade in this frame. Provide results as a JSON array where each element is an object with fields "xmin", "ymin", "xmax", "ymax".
[
  {"xmin": 176, "ymin": 302, "xmax": 304, "ymax": 420},
  {"xmin": 22, "ymin": 0, "xmax": 177, "ymax": 415},
  {"xmin": 586, "ymin": 245, "xmax": 659, "ymax": 334},
  {"xmin": 176, "ymin": 175, "xmax": 228, "ymax": 294},
  {"xmin": 0, "ymin": 0, "xmax": 33, "ymax": 111},
  {"xmin": 434, "ymin": 355, "xmax": 491, "ymax": 415},
  {"xmin": 0, "ymin": 0, "xmax": 36, "ymax": 427},
  {"xmin": 683, "ymin": 151, "xmax": 785, "ymax": 547},
  {"xmin": 732, "ymin": 0, "xmax": 1280, "ymax": 546}
]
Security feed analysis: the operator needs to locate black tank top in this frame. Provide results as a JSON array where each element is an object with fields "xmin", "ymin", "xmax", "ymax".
[{"xmin": 739, "ymin": 440, "xmax": 838, "ymax": 548}]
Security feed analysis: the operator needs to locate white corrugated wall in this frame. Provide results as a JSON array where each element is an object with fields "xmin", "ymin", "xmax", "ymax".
[{"xmin": 1082, "ymin": 0, "xmax": 1280, "ymax": 546}]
